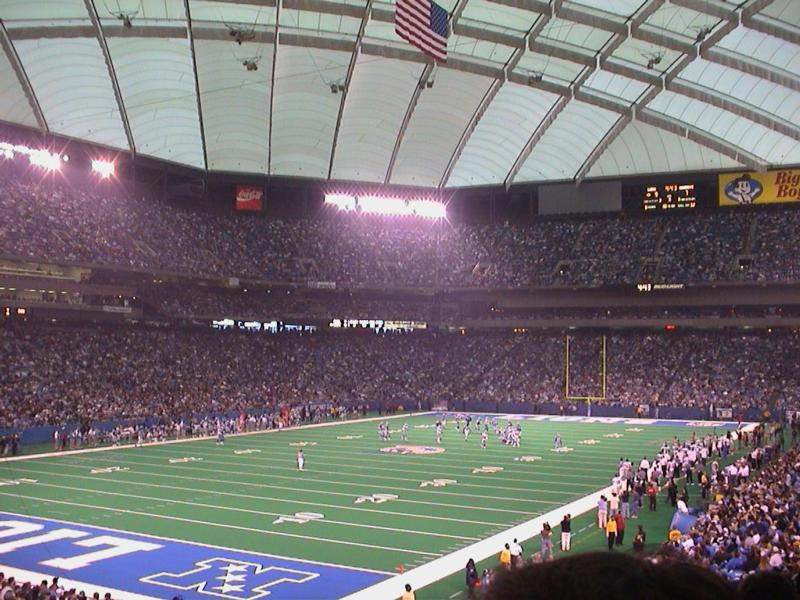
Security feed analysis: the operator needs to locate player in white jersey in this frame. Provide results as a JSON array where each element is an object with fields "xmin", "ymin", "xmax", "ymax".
[
  {"xmin": 297, "ymin": 449, "xmax": 305, "ymax": 471},
  {"xmin": 436, "ymin": 422, "xmax": 443, "ymax": 444},
  {"xmin": 463, "ymin": 424, "xmax": 470, "ymax": 441},
  {"xmin": 553, "ymin": 433, "xmax": 562, "ymax": 449},
  {"xmin": 216, "ymin": 423, "xmax": 225, "ymax": 446},
  {"xmin": 401, "ymin": 423, "xmax": 409, "ymax": 441},
  {"xmin": 480, "ymin": 429, "xmax": 488, "ymax": 449}
]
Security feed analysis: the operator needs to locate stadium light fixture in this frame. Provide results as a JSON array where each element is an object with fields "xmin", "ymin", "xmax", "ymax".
[
  {"xmin": 28, "ymin": 148, "xmax": 61, "ymax": 171},
  {"xmin": 0, "ymin": 141, "xmax": 61, "ymax": 171},
  {"xmin": 324, "ymin": 193, "xmax": 446, "ymax": 219},
  {"xmin": 324, "ymin": 193, "xmax": 357, "ymax": 211},
  {"xmin": 91, "ymin": 159, "xmax": 115, "ymax": 179}
]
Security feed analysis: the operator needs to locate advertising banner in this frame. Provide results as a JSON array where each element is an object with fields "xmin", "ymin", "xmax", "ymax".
[
  {"xmin": 235, "ymin": 185, "xmax": 264, "ymax": 211},
  {"xmin": 719, "ymin": 169, "xmax": 800, "ymax": 205}
]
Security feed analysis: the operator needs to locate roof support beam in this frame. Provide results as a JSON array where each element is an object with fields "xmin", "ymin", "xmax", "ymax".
[
  {"xmin": 574, "ymin": 113, "xmax": 630, "ymax": 184},
  {"xmin": 504, "ymin": 0, "xmax": 663, "ymax": 189},
  {"xmin": 268, "ymin": 0, "xmax": 281, "ymax": 174},
  {"xmin": 327, "ymin": 0, "xmax": 372, "ymax": 179},
  {"xmin": 383, "ymin": 0, "xmax": 468, "ymax": 185},
  {"xmin": 743, "ymin": 13, "xmax": 800, "ymax": 46},
  {"xmin": 438, "ymin": 11, "xmax": 552, "ymax": 188},
  {"xmin": 0, "ymin": 19, "xmax": 47, "ymax": 132},
  {"xmin": 668, "ymin": 78, "xmax": 800, "ymax": 142},
  {"xmin": 384, "ymin": 63, "xmax": 433, "ymax": 184},
  {"xmin": 702, "ymin": 47, "xmax": 800, "ymax": 92},
  {"xmin": 637, "ymin": 108, "xmax": 767, "ymax": 171},
  {"xmin": 184, "ymin": 0, "xmax": 208, "ymax": 171},
  {"xmin": 503, "ymin": 94, "xmax": 569, "ymax": 189},
  {"xmin": 84, "ymin": 0, "xmax": 136, "ymax": 155}
]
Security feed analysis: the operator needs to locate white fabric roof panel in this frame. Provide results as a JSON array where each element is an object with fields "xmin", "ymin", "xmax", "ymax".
[
  {"xmin": 761, "ymin": 0, "xmax": 800, "ymax": 26},
  {"xmin": 541, "ymin": 18, "xmax": 613, "ymax": 53},
  {"xmin": 718, "ymin": 26, "xmax": 800, "ymax": 76},
  {"xmin": 11, "ymin": 38, "xmax": 129, "ymax": 150},
  {"xmin": 0, "ymin": 46, "xmax": 39, "ymax": 128},
  {"xmin": 0, "ymin": 0, "xmax": 798, "ymax": 186},
  {"xmin": 389, "ymin": 69, "xmax": 494, "ymax": 187},
  {"xmin": 0, "ymin": 0, "xmax": 89, "ymax": 21},
  {"xmin": 106, "ymin": 37, "xmax": 205, "ymax": 167},
  {"xmin": 194, "ymin": 39, "xmax": 272, "ymax": 173},
  {"xmin": 647, "ymin": 91, "xmax": 800, "ymax": 165},
  {"xmin": 679, "ymin": 58, "xmax": 800, "ymax": 125},
  {"xmin": 447, "ymin": 83, "xmax": 558, "ymax": 187},
  {"xmin": 331, "ymin": 56, "xmax": 424, "ymax": 182},
  {"xmin": 586, "ymin": 119, "xmax": 742, "ymax": 179},
  {"xmin": 583, "ymin": 70, "xmax": 650, "ymax": 103},
  {"xmin": 515, "ymin": 100, "xmax": 620, "ymax": 181},
  {"xmin": 270, "ymin": 46, "xmax": 349, "ymax": 178}
]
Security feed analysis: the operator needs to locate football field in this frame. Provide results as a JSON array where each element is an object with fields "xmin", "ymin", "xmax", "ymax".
[{"xmin": 0, "ymin": 413, "xmax": 744, "ymax": 599}]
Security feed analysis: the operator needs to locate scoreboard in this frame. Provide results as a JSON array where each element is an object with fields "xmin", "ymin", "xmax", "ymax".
[{"xmin": 642, "ymin": 183, "xmax": 697, "ymax": 211}]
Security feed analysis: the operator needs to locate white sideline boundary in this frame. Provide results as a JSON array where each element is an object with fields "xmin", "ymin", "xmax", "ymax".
[
  {"xmin": 0, "ymin": 411, "xmax": 432, "ymax": 463},
  {"xmin": 340, "ymin": 483, "xmax": 615, "ymax": 600},
  {"xmin": 341, "ymin": 418, "xmax": 760, "ymax": 600}
]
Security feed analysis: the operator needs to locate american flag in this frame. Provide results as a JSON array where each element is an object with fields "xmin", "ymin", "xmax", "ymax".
[{"xmin": 395, "ymin": 0, "xmax": 448, "ymax": 63}]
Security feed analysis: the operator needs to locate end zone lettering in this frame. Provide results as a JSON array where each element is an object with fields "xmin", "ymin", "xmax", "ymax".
[{"xmin": 0, "ymin": 513, "xmax": 388, "ymax": 600}]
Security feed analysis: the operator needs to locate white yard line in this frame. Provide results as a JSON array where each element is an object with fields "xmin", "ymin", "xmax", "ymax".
[
  {"xmin": 15, "ymin": 455, "xmax": 545, "ymax": 513},
  {"xmin": 20, "ymin": 480, "xmax": 477, "ymax": 541},
  {"xmin": 0, "ymin": 493, "xmax": 442, "ymax": 558},
  {"xmin": 77, "ymin": 450, "xmax": 594, "ymax": 498},
  {"xmin": 0, "ymin": 508, "xmax": 393, "ymax": 575},
  {"xmin": 10, "ymin": 464, "xmax": 507, "ymax": 527}
]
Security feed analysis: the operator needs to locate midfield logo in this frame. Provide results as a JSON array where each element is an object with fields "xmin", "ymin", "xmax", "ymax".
[{"xmin": 141, "ymin": 557, "xmax": 319, "ymax": 600}]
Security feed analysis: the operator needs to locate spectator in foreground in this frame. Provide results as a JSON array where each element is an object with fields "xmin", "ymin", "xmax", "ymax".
[
  {"xmin": 485, "ymin": 552, "xmax": 742, "ymax": 600},
  {"xmin": 401, "ymin": 582, "xmax": 415, "ymax": 600}
]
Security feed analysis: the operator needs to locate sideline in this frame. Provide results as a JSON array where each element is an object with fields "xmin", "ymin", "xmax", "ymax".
[
  {"xmin": 0, "ymin": 411, "xmax": 431, "ymax": 463},
  {"xmin": 341, "ymin": 420, "xmax": 760, "ymax": 599}
]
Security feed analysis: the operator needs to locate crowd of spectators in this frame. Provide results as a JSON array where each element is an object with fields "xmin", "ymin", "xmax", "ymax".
[
  {"xmin": 2, "ymin": 324, "xmax": 799, "ymax": 429},
  {"xmin": 3, "ymin": 174, "xmax": 800, "ymax": 289},
  {"xmin": 0, "ymin": 573, "xmax": 110, "ymax": 600},
  {"xmin": 667, "ymin": 424, "xmax": 799, "ymax": 584}
]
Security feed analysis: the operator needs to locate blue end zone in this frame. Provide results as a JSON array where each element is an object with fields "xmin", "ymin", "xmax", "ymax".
[{"xmin": 0, "ymin": 512, "xmax": 389, "ymax": 599}]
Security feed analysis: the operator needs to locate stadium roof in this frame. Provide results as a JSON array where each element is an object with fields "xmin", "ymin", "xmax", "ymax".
[{"xmin": 0, "ymin": 0, "xmax": 798, "ymax": 188}]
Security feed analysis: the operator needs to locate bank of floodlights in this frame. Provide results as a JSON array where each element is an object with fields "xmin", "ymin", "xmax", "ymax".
[
  {"xmin": 91, "ymin": 159, "xmax": 115, "ymax": 178},
  {"xmin": 324, "ymin": 193, "xmax": 446, "ymax": 219},
  {"xmin": 0, "ymin": 142, "xmax": 62, "ymax": 171}
]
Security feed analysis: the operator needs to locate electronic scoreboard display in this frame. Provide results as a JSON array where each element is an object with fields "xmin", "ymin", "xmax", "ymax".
[
  {"xmin": 641, "ymin": 183, "xmax": 697, "ymax": 212},
  {"xmin": 642, "ymin": 183, "xmax": 697, "ymax": 211}
]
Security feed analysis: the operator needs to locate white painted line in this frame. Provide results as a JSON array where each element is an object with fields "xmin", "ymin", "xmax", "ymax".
[
  {"xmin": 0, "ymin": 493, "xmax": 441, "ymax": 558},
  {"xmin": 0, "ymin": 509, "xmax": 392, "ymax": 576},
  {"xmin": 23, "ymin": 480, "xmax": 478, "ymax": 541},
  {"xmin": 15, "ymin": 464, "xmax": 506, "ymax": 527},
  {"xmin": 0, "ymin": 412, "xmax": 433, "ymax": 463},
  {"xmin": 339, "ymin": 482, "xmax": 614, "ymax": 600}
]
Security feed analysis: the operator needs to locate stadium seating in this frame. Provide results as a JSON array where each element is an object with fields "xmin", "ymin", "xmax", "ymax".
[
  {"xmin": 2, "ymin": 326, "xmax": 798, "ymax": 429},
  {"xmin": 3, "ymin": 174, "xmax": 800, "ymax": 289}
]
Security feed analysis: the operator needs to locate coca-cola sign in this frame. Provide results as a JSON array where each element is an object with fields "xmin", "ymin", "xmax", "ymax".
[{"xmin": 235, "ymin": 185, "xmax": 263, "ymax": 211}]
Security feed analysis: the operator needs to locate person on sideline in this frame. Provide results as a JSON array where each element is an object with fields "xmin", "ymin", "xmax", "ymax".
[
  {"xmin": 499, "ymin": 543, "xmax": 512, "ymax": 570},
  {"xmin": 560, "ymin": 514, "xmax": 572, "ymax": 552},
  {"xmin": 401, "ymin": 583, "xmax": 415, "ymax": 600},
  {"xmin": 606, "ymin": 514, "xmax": 617, "ymax": 550},
  {"xmin": 614, "ymin": 512, "xmax": 626, "ymax": 546},
  {"xmin": 632, "ymin": 525, "xmax": 646, "ymax": 553},
  {"xmin": 465, "ymin": 558, "xmax": 479, "ymax": 597},
  {"xmin": 597, "ymin": 495, "xmax": 608, "ymax": 528}
]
